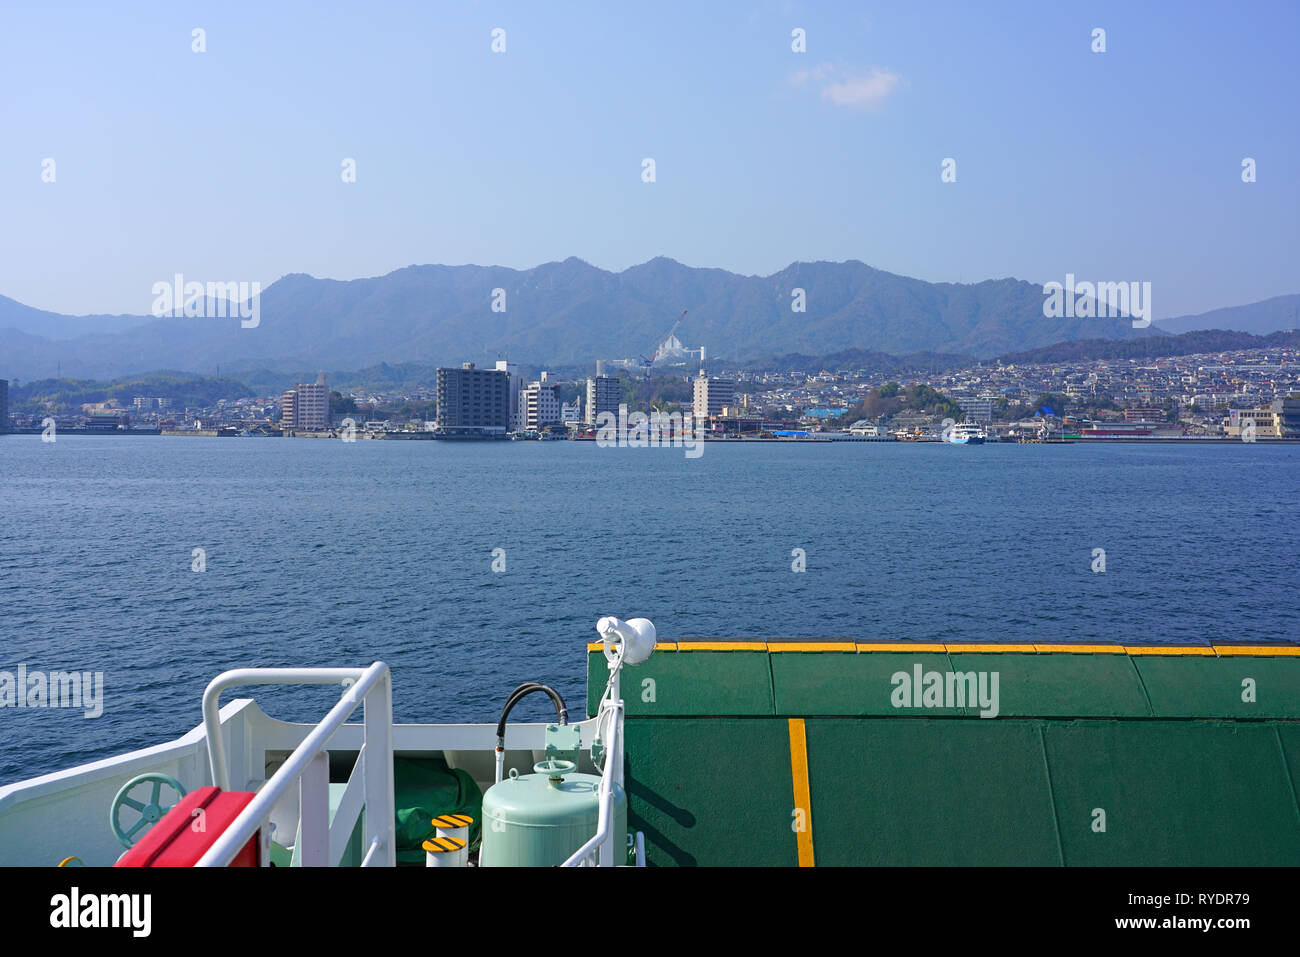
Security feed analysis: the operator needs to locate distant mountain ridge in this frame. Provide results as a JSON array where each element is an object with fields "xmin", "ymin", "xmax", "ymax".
[
  {"xmin": 997, "ymin": 328, "xmax": 1300, "ymax": 365},
  {"xmin": 1, "ymin": 258, "xmax": 1290, "ymax": 381},
  {"xmin": 736, "ymin": 348, "xmax": 973, "ymax": 374},
  {"xmin": 1153, "ymin": 294, "xmax": 1300, "ymax": 335}
]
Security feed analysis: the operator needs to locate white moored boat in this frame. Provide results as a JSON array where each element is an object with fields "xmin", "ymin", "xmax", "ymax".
[{"xmin": 942, "ymin": 422, "xmax": 987, "ymax": 445}]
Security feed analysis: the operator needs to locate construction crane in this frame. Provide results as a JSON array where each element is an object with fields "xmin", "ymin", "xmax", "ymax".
[{"xmin": 640, "ymin": 310, "xmax": 688, "ymax": 379}]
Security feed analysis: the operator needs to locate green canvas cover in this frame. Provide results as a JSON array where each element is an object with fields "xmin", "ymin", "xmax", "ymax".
[{"xmin": 392, "ymin": 756, "xmax": 483, "ymax": 864}]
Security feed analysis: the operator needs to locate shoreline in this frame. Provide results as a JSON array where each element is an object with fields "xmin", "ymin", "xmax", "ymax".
[{"xmin": 4, "ymin": 431, "xmax": 1296, "ymax": 445}]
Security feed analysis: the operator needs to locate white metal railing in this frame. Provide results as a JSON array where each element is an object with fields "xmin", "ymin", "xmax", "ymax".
[
  {"xmin": 325, "ymin": 743, "xmax": 368, "ymax": 865},
  {"xmin": 562, "ymin": 698, "xmax": 623, "ymax": 866},
  {"xmin": 196, "ymin": 663, "xmax": 395, "ymax": 867},
  {"xmin": 563, "ymin": 615, "xmax": 654, "ymax": 867}
]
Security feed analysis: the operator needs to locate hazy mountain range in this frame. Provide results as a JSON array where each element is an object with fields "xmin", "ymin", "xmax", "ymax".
[{"xmin": 1, "ymin": 258, "xmax": 1296, "ymax": 382}]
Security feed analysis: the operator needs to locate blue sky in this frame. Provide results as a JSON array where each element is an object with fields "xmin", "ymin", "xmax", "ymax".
[{"xmin": 1, "ymin": 0, "xmax": 1296, "ymax": 319}]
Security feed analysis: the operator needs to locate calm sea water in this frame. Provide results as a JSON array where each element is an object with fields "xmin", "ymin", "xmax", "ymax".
[{"xmin": 1, "ymin": 435, "xmax": 1297, "ymax": 784}]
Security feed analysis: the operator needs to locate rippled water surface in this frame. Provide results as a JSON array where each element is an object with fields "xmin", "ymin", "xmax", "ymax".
[{"xmin": 1, "ymin": 436, "xmax": 1296, "ymax": 783}]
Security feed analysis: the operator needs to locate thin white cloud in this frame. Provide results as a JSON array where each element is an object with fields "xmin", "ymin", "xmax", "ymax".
[
  {"xmin": 788, "ymin": 63, "xmax": 905, "ymax": 111},
  {"xmin": 822, "ymin": 67, "xmax": 904, "ymax": 110}
]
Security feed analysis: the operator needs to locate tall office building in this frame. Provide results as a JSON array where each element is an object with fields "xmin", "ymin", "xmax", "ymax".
[
  {"xmin": 520, "ymin": 372, "xmax": 561, "ymax": 430},
  {"xmin": 298, "ymin": 373, "xmax": 329, "ymax": 430},
  {"xmin": 693, "ymin": 374, "xmax": 735, "ymax": 422},
  {"xmin": 585, "ymin": 375, "xmax": 620, "ymax": 425},
  {"xmin": 281, "ymin": 373, "xmax": 329, "ymax": 430},
  {"xmin": 436, "ymin": 363, "xmax": 510, "ymax": 433}
]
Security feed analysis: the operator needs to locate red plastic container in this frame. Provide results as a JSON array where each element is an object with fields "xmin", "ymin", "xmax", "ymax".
[{"xmin": 115, "ymin": 786, "xmax": 260, "ymax": 867}]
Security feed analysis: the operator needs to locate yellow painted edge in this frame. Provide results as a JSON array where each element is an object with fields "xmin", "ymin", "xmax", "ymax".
[
  {"xmin": 856, "ymin": 643, "xmax": 947, "ymax": 652},
  {"xmin": 674, "ymin": 641, "xmax": 767, "ymax": 651},
  {"xmin": 1212, "ymin": 645, "xmax": 1300, "ymax": 656},
  {"xmin": 587, "ymin": 641, "xmax": 680, "ymax": 651},
  {"xmin": 588, "ymin": 640, "xmax": 1294, "ymax": 656},
  {"xmin": 1124, "ymin": 646, "xmax": 1217, "ymax": 656},
  {"xmin": 787, "ymin": 718, "xmax": 814, "ymax": 868},
  {"xmin": 769, "ymin": 642, "xmax": 857, "ymax": 652},
  {"xmin": 1033, "ymin": 644, "xmax": 1127, "ymax": 653},
  {"xmin": 945, "ymin": 644, "xmax": 1038, "ymax": 653}
]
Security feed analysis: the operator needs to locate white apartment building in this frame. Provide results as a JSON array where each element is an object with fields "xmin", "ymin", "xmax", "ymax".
[
  {"xmin": 279, "ymin": 390, "xmax": 296, "ymax": 427},
  {"xmin": 520, "ymin": 372, "xmax": 561, "ymax": 430},
  {"xmin": 495, "ymin": 359, "xmax": 524, "ymax": 431},
  {"xmin": 956, "ymin": 394, "xmax": 996, "ymax": 424}
]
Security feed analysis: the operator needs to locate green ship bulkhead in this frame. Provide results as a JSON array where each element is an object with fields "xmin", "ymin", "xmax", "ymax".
[{"xmin": 594, "ymin": 639, "xmax": 1300, "ymax": 866}]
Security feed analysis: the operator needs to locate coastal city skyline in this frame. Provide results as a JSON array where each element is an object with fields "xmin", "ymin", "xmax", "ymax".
[{"xmin": 5, "ymin": 332, "xmax": 1299, "ymax": 443}]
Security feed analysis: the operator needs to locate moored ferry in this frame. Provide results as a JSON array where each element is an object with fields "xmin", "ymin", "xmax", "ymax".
[{"xmin": 943, "ymin": 422, "xmax": 987, "ymax": 444}]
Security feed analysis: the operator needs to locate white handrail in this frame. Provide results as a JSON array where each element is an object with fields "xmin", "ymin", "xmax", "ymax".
[
  {"xmin": 195, "ymin": 663, "xmax": 395, "ymax": 867},
  {"xmin": 327, "ymin": 744, "xmax": 367, "ymax": 866},
  {"xmin": 202, "ymin": 666, "xmax": 370, "ymax": 790}
]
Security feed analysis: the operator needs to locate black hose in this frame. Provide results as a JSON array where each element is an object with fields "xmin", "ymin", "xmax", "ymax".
[
  {"xmin": 496, "ymin": 682, "xmax": 568, "ymax": 741},
  {"xmin": 501, "ymin": 682, "xmax": 568, "ymax": 727}
]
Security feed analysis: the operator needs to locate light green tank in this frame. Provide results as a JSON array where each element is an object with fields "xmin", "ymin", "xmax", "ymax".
[{"xmin": 479, "ymin": 760, "xmax": 627, "ymax": 866}]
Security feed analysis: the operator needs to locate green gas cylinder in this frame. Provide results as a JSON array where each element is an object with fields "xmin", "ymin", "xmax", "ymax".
[{"xmin": 479, "ymin": 760, "xmax": 627, "ymax": 866}]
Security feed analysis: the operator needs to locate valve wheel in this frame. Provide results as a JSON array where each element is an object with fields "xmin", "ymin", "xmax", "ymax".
[{"xmin": 110, "ymin": 773, "xmax": 187, "ymax": 848}]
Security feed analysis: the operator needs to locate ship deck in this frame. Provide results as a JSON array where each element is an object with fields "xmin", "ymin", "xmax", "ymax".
[{"xmin": 3, "ymin": 638, "xmax": 1299, "ymax": 866}]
